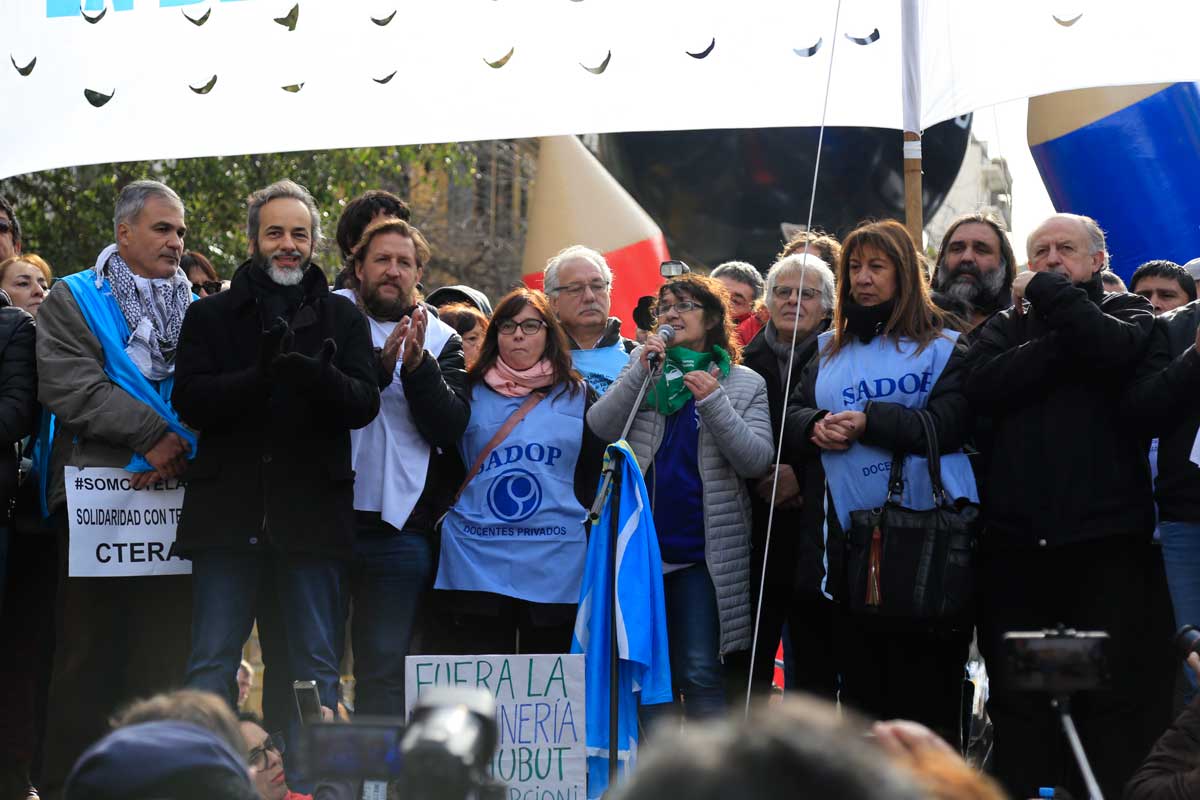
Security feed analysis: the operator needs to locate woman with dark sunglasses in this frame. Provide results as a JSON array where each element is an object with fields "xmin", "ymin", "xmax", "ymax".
[{"xmin": 181, "ymin": 250, "xmax": 223, "ymax": 297}]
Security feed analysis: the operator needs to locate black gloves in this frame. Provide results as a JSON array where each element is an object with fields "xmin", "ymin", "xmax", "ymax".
[
  {"xmin": 273, "ymin": 338, "xmax": 338, "ymax": 389},
  {"xmin": 259, "ymin": 318, "xmax": 338, "ymax": 391},
  {"xmin": 259, "ymin": 318, "xmax": 289, "ymax": 376}
]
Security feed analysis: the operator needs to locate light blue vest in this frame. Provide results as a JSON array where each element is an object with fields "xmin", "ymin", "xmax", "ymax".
[
  {"xmin": 435, "ymin": 382, "xmax": 588, "ymax": 604},
  {"xmin": 814, "ymin": 330, "xmax": 977, "ymax": 532},
  {"xmin": 571, "ymin": 342, "xmax": 630, "ymax": 395}
]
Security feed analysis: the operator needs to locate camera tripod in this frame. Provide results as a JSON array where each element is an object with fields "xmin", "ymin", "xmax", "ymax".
[{"xmin": 1051, "ymin": 694, "xmax": 1103, "ymax": 800}]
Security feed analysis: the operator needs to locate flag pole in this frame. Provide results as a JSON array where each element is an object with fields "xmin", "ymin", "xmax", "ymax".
[
  {"xmin": 901, "ymin": 0, "xmax": 923, "ymax": 247},
  {"xmin": 607, "ymin": 460, "xmax": 623, "ymax": 783},
  {"xmin": 586, "ymin": 367, "xmax": 656, "ymax": 784}
]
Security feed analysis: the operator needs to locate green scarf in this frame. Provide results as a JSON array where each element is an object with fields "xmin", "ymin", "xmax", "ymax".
[{"xmin": 645, "ymin": 344, "xmax": 732, "ymax": 415}]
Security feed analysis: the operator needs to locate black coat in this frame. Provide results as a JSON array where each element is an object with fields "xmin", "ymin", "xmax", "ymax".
[
  {"xmin": 783, "ymin": 325, "xmax": 972, "ymax": 602},
  {"xmin": 741, "ymin": 325, "xmax": 825, "ymax": 594},
  {"xmin": 1124, "ymin": 300, "xmax": 1200, "ymax": 522},
  {"xmin": 172, "ymin": 262, "xmax": 380, "ymax": 560},
  {"xmin": 0, "ymin": 302, "xmax": 38, "ymax": 523},
  {"xmin": 1124, "ymin": 694, "xmax": 1200, "ymax": 800},
  {"xmin": 964, "ymin": 272, "xmax": 1157, "ymax": 547}
]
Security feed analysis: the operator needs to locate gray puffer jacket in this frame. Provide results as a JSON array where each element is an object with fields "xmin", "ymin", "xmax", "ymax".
[{"xmin": 587, "ymin": 347, "xmax": 774, "ymax": 655}]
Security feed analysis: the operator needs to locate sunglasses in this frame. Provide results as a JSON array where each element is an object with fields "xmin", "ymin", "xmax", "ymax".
[{"xmin": 191, "ymin": 281, "xmax": 223, "ymax": 295}]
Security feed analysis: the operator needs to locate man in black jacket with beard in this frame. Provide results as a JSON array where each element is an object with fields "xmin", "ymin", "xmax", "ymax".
[
  {"xmin": 965, "ymin": 213, "xmax": 1157, "ymax": 799},
  {"xmin": 333, "ymin": 217, "xmax": 469, "ymax": 717},
  {"xmin": 171, "ymin": 180, "xmax": 378, "ymax": 778},
  {"xmin": 931, "ymin": 211, "xmax": 1017, "ymax": 333}
]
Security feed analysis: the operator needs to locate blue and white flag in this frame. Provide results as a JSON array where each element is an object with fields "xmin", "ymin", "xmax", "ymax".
[{"xmin": 571, "ymin": 441, "xmax": 672, "ymax": 799}]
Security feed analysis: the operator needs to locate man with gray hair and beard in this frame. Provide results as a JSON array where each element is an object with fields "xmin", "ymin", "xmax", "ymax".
[
  {"xmin": 931, "ymin": 211, "xmax": 1017, "ymax": 331},
  {"xmin": 171, "ymin": 180, "xmax": 378, "ymax": 782},
  {"xmin": 38, "ymin": 179, "xmax": 196, "ymax": 794}
]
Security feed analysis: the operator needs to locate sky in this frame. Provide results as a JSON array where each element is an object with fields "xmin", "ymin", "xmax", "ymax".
[{"xmin": 969, "ymin": 99, "xmax": 1057, "ymax": 263}]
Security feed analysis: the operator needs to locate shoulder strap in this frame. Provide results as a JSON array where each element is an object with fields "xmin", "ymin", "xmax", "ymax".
[
  {"xmin": 916, "ymin": 409, "xmax": 949, "ymax": 504},
  {"xmin": 451, "ymin": 391, "xmax": 544, "ymax": 505}
]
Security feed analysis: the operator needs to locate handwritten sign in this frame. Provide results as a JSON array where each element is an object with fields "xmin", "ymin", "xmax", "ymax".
[
  {"xmin": 405, "ymin": 654, "xmax": 586, "ymax": 799},
  {"xmin": 65, "ymin": 466, "xmax": 189, "ymax": 577}
]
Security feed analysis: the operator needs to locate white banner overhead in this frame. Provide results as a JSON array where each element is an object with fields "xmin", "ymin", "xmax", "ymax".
[{"xmin": 2, "ymin": 1, "xmax": 1200, "ymax": 179}]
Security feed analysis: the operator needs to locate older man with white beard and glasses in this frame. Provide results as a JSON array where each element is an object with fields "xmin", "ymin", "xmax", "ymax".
[
  {"xmin": 171, "ymin": 180, "xmax": 379, "ymax": 786},
  {"xmin": 37, "ymin": 180, "xmax": 197, "ymax": 795},
  {"xmin": 332, "ymin": 217, "xmax": 470, "ymax": 718},
  {"xmin": 931, "ymin": 212, "xmax": 1017, "ymax": 332}
]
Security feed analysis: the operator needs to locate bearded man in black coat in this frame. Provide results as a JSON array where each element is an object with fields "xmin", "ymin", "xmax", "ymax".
[{"xmin": 171, "ymin": 180, "xmax": 378, "ymax": 777}]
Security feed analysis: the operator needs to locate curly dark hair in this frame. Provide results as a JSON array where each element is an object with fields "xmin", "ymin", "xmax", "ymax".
[
  {"xmin": 335, "ymin": 190, "xmax": 411, "ymax": 261},
  {"xmin": 658, "ymin": 273, "xmax": 742, "ymax": 364},
  {"xmin": 0, "ymin": 195, "xmax": 21, "ymax": 248}
]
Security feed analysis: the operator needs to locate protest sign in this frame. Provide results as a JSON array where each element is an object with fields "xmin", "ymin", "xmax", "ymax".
[
  {"xmin": 405, "ymin": 654, "xmax": 586, "ymax": 800},
  {"xmin": 65, "ymin": 466, "xmax": 189, "ymax": 577}
]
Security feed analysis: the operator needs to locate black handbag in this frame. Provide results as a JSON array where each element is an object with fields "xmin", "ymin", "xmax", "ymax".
[{"xmin": 842, "ymin": 409, "xmax": 978, "ymax": 621}]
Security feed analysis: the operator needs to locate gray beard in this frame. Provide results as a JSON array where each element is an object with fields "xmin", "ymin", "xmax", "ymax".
[
  {"xmin": 267, "ymin": 264, "xmax": 304, "ymax": 286},
  {"xmin": 252, "ymin": 251, "xmax": 309, "ymax": 286},
  {"xmin": 938, "ymin": 264, "xmax": 1007, "ymax": 311}
]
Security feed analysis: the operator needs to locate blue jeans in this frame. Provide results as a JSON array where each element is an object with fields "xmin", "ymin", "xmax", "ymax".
[
  {"xmin": 185, "ymin": 549, "xmax": 346, "ymax": 788},
  {"xmin": 1160, "ymin": 520, "xmax": 1200, "ymax": 695},
  {"xmin": 350, "ymin": 526, "xmax": 434, "ymax": 716},
  {"xmin": 644, "ymin": 564, "xmax": 726, "ymax": 727}
]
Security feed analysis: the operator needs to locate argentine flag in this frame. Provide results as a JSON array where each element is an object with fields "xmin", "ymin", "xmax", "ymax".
[{"xmin": 572, "ymin": 441, "xmax": 672, "ymax": 799}]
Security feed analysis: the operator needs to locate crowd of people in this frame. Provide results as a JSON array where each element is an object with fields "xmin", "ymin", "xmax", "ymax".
[{"xmin": 1, "ymin": 178, "xmax": 1199, "ymax": 800}]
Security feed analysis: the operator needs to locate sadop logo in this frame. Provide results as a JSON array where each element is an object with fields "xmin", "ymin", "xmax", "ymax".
[{"xmin": 487, "ymin": 469, "xmax": 543, "ymax": 522}]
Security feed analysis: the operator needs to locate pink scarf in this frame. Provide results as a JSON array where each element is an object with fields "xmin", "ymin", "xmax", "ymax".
[{"xmin": 484, "ymin": 357, "xmax": 556, "ymax": 397}]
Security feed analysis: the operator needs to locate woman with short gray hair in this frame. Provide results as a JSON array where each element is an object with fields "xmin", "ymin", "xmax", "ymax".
[{"xmin": 740, "ymin": 253, "xmax": 837, "ymax": 697}]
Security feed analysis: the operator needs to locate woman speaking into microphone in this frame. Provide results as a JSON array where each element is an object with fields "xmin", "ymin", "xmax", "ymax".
[
  {"xmin": 433, "ymin": 288, "xmax": 604, "ymax": 655},
  {"xmin": 588, "ymin": 273, "xmax": 773, "ymax": 722}
]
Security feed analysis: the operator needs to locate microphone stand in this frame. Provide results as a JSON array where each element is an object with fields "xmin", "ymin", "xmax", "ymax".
[{"xmin": 586, "ymin": 358, "xmax": 658, "ymax": 785}]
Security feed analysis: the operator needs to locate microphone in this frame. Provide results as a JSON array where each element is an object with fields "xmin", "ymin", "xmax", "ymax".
[{"xmin": 647, "ymin": 325, "xmax": 675, "ymax": 369}]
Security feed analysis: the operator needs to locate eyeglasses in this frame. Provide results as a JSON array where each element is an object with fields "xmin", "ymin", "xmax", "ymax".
[
  {"xmin": 248, "ymin": 732, "xmax": 286, "ymax": 771},
  {"xmin": 191, "ymin": 281, "xmax": 223, "ymax": 296},
  {"xmin": 771, "ymin": 286, "xmax": 820, "ymax": 301},
  {"xmin": 0, "ymin": 221, "xmax": 12, "ymax": 235},
  {"xmin": 553, "ymin": 281, "xmax": 610, "ymax": 297},
  {"xmin": 496, "ymin": 318, "xmax": 548, "ymax": 336},
  {"xmin": 654, "ymin": 300, "xmax": 703, "ymax": 317}
]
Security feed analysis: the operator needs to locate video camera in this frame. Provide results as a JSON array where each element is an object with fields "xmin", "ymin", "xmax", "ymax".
[
  {"xmin": 1002, "ymin": 627, "xmax": 1111, "ymax": 694},
  {"xmin": 299, "ymin": 687, "xmax": 505, "ymax": 800}
]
